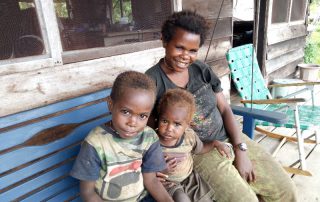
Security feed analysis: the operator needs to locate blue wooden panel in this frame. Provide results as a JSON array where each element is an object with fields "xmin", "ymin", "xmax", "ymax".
[
  {"xmin": 1, "ymin": 161, "xmax": 74, "ymax": 201},
  {"xmin": 0, "ymin": 89, "xmax": 113, "ymax": 201},
  {"xmin": 70, "ymin": 196, "xmax": 83, "ymax": 202},
  {"xmin": 0, "ymin": 88, "xmax": 111, "ymax": 129},
  {"xmin": 0, "ymin": 145, "xmax": 80, "ymax": 190},
  {"xmin": 0, "ymin": 115, "xmax": 111, "ymax": 174},
  {"xmin": 46, "ymin": 186, "xmax": 80, "ymax": 202},
  {"xmin": 0, "ymin": 102, "xmax": 110, "ymax": 151},
  {"xmin": 21, "ymin": 177, "xmax": 78, "ymax": 202}
]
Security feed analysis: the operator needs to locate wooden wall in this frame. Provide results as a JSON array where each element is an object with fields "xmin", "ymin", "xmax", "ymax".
[
  {"xmin": 257, "ymin": 0, "xmax": 308, "ymax": 81},
  {"xmin": 0, "ymin": 0, "xmax": 233, "ymax": 117},
  {"xmin": 266, "ymin": 25, "xmax": 307, "ymax": 81}
]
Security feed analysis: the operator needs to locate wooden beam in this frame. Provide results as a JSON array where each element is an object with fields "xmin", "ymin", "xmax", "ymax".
[
  {"xmin": 266, "ymin": 48, "xmax": 304, "ymax": 74},
  {"xmin": 62, "ymin": 40, "xmax": 162, "ymax": 64},
  {"xmin": 198, "ymin": 36, "xmax": 232, "ymax": 62},
  {"xmin": 182, "ymin": 0, "xmax": 233, "ymax": 18},
  {"xmin": 267, "ymin": 24, "xmax": 307, "ymax": 45},
  {"xmin": 256, "ymin": 0, "xmax": 270, "ymax": 77},
  {"xmin": 267, "ymin": 36, "xmax": 306, "ymax": 60},
  {"xmin": 0, "ymin": 48, "xmax": 165, "ymax": 117},
  {"xmin": 267, "ymin": 58, "xmax": 303, "ymax": 81},
  {"xmin": 206, "ymin": 17, "xmax": 233, "ymax": 40},
  {"xmin": 0, "ymin": 57, "xmax": 54, "ymax": 76},
  {"xmin": 207, "ymin": 58, "xmax": 230, "ymax": 78}
]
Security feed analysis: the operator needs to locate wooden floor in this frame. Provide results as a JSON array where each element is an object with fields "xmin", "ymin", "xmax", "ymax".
[{"xmin": 230, "ymin": 84, "xmax": 320, "ymax": 202}]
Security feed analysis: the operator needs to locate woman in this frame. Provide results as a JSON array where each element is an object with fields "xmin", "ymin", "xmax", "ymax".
[{"xmin": 146, "ymin": 10, "xmax": 297, "ymax": 202}]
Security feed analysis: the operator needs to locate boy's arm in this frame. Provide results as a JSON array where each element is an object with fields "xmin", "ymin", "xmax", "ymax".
[
  {"xmin": 80, "ymin": 181, "xmax": 103, "ymax": 202},
  {"xmin": 143, "ymin": 172, "xmax": 174, "ymax": 202}
]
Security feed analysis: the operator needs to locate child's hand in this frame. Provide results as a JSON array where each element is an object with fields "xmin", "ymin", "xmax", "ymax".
[
  {"xmin": 156, "ymin": 172, "xmax": 175, "ymax": 188},
  {"xmin": 164, "ymin": 155, "xmax": 178, "ymax": 173},
  {"xmin": 212, "ymin": 140, "xmax": 231, "ymax": 159}
]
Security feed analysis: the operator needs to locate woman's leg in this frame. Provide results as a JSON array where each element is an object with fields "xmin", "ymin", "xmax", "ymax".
[
  {"xmin": 242, "ymin": 134, "xmax": 298, "ymax": 202},
  {"xmin": 194, "ymin": 144, "xmax": 258, "ymax": 202},
  {"xmin": 194, "ymin": 133, "xmax": 298, "ymax": 202}
]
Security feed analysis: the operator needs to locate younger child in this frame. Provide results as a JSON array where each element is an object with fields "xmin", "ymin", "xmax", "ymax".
[
  {"xmin": 70, "ymin": 71, "xmax": 173, "ymax": 202},
  {"xmin": 156, "ymin": 88, "xmax": 231, "ymax": 202}
]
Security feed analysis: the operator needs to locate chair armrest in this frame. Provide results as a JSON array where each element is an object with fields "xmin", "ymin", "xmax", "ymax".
[
  {"xmin": 268, "ymin": 81, "xmax": 320, "ymax": 88},
  {"xmin": 231, "ymin": 105, "xmax": 288, "ymax": 139},
  {"xmin": 240, "ymin": 98, "xmax": 306, "ymax": 105}
]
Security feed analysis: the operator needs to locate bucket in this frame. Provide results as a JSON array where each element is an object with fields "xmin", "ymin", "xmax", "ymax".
[
  {"xmin": 298, "ymin": 64, "xmax": 320, "ymax": 81},
  {"xmin": 271, "ymin": 79, "xmax": 304, "ymax": 98}
]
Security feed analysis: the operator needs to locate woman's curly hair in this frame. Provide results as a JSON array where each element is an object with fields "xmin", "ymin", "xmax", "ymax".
[{"xmin": 161, "ymin": 10, "xmax": 209, "ymax": 47}]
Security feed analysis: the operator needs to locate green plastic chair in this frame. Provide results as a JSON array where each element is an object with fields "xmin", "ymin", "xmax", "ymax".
[{"xmin": 226, "ymin": 44, "xmax": 320, "ymax": 175}]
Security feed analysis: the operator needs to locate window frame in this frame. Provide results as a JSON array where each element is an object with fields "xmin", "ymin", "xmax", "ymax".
[
  {"xmin": 0, "ymin": 0, "xmax": 180, "ymax": 74},
  {"xmin": 268, "ymin": 0, "xmax": 308, "ymax": 28}
]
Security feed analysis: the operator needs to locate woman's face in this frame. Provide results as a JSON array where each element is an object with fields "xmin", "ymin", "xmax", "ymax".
[{"xmin": 163, "ymin": 28, "xmax": 201, "ymax": 72}]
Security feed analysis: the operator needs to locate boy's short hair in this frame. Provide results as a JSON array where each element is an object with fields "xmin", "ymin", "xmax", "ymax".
[
  {"xmin": 161, "ymin": 10, "xmax": 209, "ymax": 47},
  {"xmin": 157, "ymin": 88, "xmax": 196, "ymax": 123},
  {"xmin": 110, "ymin": 71, "xmax": 156, "ymax": 102}
]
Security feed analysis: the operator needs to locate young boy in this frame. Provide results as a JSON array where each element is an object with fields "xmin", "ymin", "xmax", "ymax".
[
  {"xmin": 70, "ymin": 71, "xmax": 173, "ymax": 202},
  {"xmin": 156, "ymin": 88, "xmax": 231, "ymax": 202}
]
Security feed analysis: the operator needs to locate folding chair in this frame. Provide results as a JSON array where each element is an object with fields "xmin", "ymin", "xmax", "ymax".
[{"xmin": 226, "ymin": 44, "xmax": 320, "ymax": 176}]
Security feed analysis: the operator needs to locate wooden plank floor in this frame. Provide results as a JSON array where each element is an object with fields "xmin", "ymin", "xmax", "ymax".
[{"xmin": 230, "ymin": 84, "xmax": 320, "ymax": 202}]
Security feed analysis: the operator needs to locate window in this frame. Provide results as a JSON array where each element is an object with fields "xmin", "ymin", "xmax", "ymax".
[
  {"xmin": 271, "ymin": 0, "xmax": 307, "ymax": 25},
  {"xmin": 54, "ymin": 0, "xmax": 172, "ymax": 52},
  {"xmin": 290, "ymin": 0, "xmax": 307, "ymax": 22},
  {"xmin": 0, "ymin": 0, "xmax": 45, "ymax": 60},
  {"xmin": 271, "ymin": 0, "xmax": 290, "ymax": 24}
]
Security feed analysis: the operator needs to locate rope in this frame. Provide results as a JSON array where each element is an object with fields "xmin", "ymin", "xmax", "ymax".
[{"xmin": 204, "ymin": 0, "xmax": 225, "ymax": 62}]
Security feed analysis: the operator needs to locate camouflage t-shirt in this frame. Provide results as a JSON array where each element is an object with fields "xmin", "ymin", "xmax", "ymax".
[{"xmin": 70, "ymin": 125, "xmax": 166, "ymax": 201}]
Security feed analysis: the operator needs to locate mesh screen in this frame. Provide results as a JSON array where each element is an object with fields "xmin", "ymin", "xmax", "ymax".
[
  {"xmin": 54, "ymin": 0, "xmax": 172, "ymax": 51},
  {"xmin": 0, "ymin": 0, "xmax": 45, "ymax": 60}
]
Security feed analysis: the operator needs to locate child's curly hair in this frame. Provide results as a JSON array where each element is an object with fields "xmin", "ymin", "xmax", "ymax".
[
  {"xmin": 157, "ymin": 88, "xmax": 196, "ymax": 123},
  {"xmin": 110, "ymin": 71, "xmax": 156, "ymax": 103},
  {"xmin": 161, "ymin": 10, "xmax": 209, "ymax": 47}
]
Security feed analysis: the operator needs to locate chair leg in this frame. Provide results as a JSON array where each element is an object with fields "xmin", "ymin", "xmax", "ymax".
[{"xmin": 293, "ymin": 105, "xmax": 307, "ymax": 171}]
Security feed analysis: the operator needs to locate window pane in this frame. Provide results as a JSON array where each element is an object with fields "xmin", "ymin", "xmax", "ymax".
[
  {"xmin": 290, "ymin": 0, "xmax": 307, "ymax": 21},
  {"xmin": 271, "ymin": 0, "xmax": 290, "ymax": 24},
  {"xmin": 54, "ymin": 0, "xmax": 172, "ymax": 51},
  {"xmin": 0, "ymin": 0, "xmax": 45, "ymax": 60}
]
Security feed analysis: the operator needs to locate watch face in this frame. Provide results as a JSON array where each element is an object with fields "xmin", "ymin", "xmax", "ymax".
[{"xmin": 239, "ymin": 143, "xmax": 248, "ymax": 151}]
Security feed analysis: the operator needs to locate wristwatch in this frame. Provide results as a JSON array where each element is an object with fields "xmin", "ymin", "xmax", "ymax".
[{"xmin": 236, "ymin": 143, "xmax": 248, "ymax": 151}]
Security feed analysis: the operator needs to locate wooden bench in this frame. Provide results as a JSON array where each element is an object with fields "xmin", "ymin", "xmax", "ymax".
[
  {"xmin": 0, "ymin": 85, "xmax": 288, "ymax": 201},
  {"xmin": 0, "ymin": 88, "xmax": 112, "ymax": 202}
]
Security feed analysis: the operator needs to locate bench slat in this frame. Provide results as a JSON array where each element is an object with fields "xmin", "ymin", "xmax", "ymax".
[
  {"xmin": 46, "ymin": 186, "xmax": 80, "ymax": 202},
  {"xmin": 0, "ymin": 115, "xmax": 110, "ymax": 174},
  {"xmin": 21, "ymin": 177, "xmax": 78, "ymax": 202},
  {"xmin": 1, "ymin": 162, "xmax": 74, "ymax": 201},
  {"xmin": 0, "ymin": 145, "xmax": 80, "ymax": 190},
  {"xmin": 0, "ymin": 103, "xmax": 109, "ymax": 151},
  {"xmin": 0, "ymin": 89, "xmax": 110, "ymax": 129}
]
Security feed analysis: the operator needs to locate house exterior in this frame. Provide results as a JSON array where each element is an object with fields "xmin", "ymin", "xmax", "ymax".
[
  {"xmin": 255, "ymin": 0, "xmax": 309, "ymax": 81},
  {"xmin": 0, "ymin": 0, "xmax": 310, "ymax": 117},
  {"xmin": 0, "ymin": 0, "xmax": 233, "ymax": 117}
]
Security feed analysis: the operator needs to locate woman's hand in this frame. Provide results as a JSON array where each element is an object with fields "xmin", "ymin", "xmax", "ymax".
[
  {"xmin": 233, "ymin": 150, "xmax": 256, "ymax": 183},
  {"xmin": 212, "ymin": 140, "xmax": 231, "ymax": 159}
]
